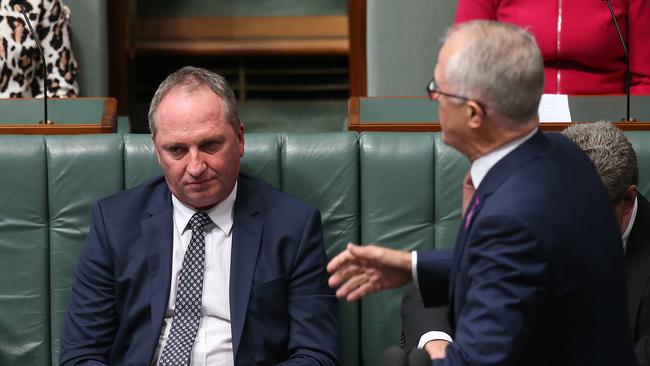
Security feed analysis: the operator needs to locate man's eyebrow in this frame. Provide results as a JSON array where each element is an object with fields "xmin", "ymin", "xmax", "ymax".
[
  {"xmin": 161, "ymin": 142, "xmax": 187, "ymax": 150},
  {"xmin": 199, "ymin": 136, "xmax": 225, "ymax": 145}
]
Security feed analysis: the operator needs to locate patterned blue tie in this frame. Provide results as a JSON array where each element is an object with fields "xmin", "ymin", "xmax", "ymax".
[{"xmin": 160, "ymin": 212, "xmax": 212, "ymax": 366}]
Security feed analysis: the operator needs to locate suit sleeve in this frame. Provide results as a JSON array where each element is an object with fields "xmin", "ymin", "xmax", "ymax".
[
  {"xmin": 59, "ymin": 203, "xmax": 116, "ymax": 366},
  {"xmin": 278, "ymin": 208, "xmax": 340, "ymax": 366},
  {"xmin": 629, "ymin": 0, "xmax": 650, "ymax": 94},
  {"xmin": 435, "ymin": 214, "xmax": 547, "ymax": 366},
  {"xmin": 401, "ymin": 283, "xmax": 453, "ymax": 352}
]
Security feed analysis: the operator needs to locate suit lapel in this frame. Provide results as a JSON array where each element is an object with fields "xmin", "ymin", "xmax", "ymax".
[
  {"xmin": 141, "ymin": 182, "xmax": 174, "ymax": 354},
  {"xmin": 449, "ymin": 130, "xmax": 549, "ymax": 321},
  {"xmin": 230, "ymin": 175, "xmax": 264, "ymax": 357},
  {"xmin": 625, "ymin": 193, "xmax": 650, "ymax": 332}
]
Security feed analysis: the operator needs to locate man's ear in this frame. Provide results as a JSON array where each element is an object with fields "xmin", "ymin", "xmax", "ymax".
[
  {"xmin": 466, "ymin": 100, "xmax": 485, "ymax": 129},
  {"xmin": 238, "ymin": 122, "xmax": 245, "ymax": 157},
  {"xmin": 620, "ymin": 185, "xmax": 638, "ymax": 216}
]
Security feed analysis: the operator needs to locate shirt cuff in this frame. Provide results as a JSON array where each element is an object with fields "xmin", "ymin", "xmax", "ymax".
[
  {"xmin": 411, "ymin": 251, "xmax": 419, "ymax": 288},
  {"xmin": 417, "ymin": 331, "xmax": 454, "ymax": 349}
]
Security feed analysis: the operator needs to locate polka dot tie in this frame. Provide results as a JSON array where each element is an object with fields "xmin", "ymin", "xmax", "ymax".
[{"xmin": 160, "ymin": 212, "xmax": 212, "ymax": 366}]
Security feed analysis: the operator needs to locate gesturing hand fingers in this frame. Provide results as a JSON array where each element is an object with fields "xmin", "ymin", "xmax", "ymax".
[
  {"xmin": 327, "ymin": 243, "xmax": 412, "ymax": 301},
  {"xmin": 343, "ymin": 279, "xmax": 378, "ymax": 302},
  {"xmin": 334, "ymin": 270, "xmax": 369, "ymax": 299},
  {"xmin": 328, "ymin": 261, "xmax": 362, "ymax": 288},
  {"xmin": 327, "ymin": 243, "xmax": 363, "ymax": 273}
]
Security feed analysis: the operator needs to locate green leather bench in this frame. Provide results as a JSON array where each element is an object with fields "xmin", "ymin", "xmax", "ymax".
[{"xmin": 2, "ymin": 131, "xmax": 650, "ymax": 366}]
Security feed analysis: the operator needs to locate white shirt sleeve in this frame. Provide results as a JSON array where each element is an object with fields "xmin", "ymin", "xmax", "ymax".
[
  {"xmin": 417, "ymin": 331, "xmax": 453, "ymax": 349},
  {"xmin": 411, "ymin": 251, "xmax": 419, "ymax": 287},
  {"xmin": 411, "ymin": 251, "xmax": 454, "ymax": 348}
]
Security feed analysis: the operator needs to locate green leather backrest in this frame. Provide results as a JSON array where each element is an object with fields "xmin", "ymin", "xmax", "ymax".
[
  {"xmin": 47, "ymin": 135, "xmax": 125, "ymax": 363},
  {"xmin": 124, "ymin": 134, "xmax": 160, "ymax": 188},
  {"xmin": 0, "ymin": 136, "xmax": 50, "ymax": 366},
  {"xmin": 65, "ymin": 0, "xmax": 109, "ymax": 96},
  {"xmin": 0, "ymin": 133, "xmax": 359, "ymax": 366},
  {"xmin": 6, "ymin": 131, "xmax": 648, "ymax": 366},
  {"xmin": 358, "ymin": 132, "xmax": 467, "ymax": 365},
  {"xmin": 271, "ymin": 133, "xmax": 361, "ymax": 366}
]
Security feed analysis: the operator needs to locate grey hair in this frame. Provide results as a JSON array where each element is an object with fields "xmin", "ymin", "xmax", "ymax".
[
  {"xmin": 562, "ymin": 122, "xmax": 638, "ymax": 204},
  {"xmin": 443, "ymin": 20, "xmax": 544, "ymax": 125},
  {"xmin": 148, "ymin": 66, "xmax": 240, "ymax": 135}
]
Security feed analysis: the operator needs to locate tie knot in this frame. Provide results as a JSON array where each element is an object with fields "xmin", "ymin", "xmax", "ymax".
[{"xmin": 189, "ymin": 212, "xmax": 212, "ymax": 231}]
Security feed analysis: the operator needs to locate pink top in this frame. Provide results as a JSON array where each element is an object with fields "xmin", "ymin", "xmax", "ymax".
[{"xmin": 455, "ymin": 0, "xmax": 650, "ymax": 95}]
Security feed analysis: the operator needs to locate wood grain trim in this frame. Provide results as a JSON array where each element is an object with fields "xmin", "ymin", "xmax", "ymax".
[
  {"xmin": 347, "ymin": 122, "xmax": 650, "ymax": 132},
  {"xmin": 133, "ymin": 15, "xmax": 349, "ymax": 41},
  {"xmin": 348, "ymin": 97, "xmax": 360, "ymax": 127},
  {"xmin": 102, "ymin": 97, "xmax": 118, "ymax": 132},
  {"xmin": 108, "ymin": 0, "xmax": 129, "ymax": 114},
  {"xmin": 347, "ymin": 96, "xmax": 650, "ymax": 132},
  {"xmin": 348, "ymin": 0, "xmax": 367, "ymax": 97},
  {"xmin": 133, "ymin": 39, "xmax": 349, "ymax": 55},
  {"xmin": 132, "ymin": 15, "xmax": 349, "ymax": 55},
  {"xmin": 0, "ymin": 124, "xmax": 111, "ymax": 134}
]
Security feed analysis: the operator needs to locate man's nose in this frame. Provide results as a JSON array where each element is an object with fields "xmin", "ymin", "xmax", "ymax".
[{"xmin": 186, "ymin": 151, "xmax": 206, "ymax": 177}]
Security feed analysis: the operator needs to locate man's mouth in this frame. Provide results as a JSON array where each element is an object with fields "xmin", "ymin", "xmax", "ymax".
[{"xmin": 186, "ymin": 178, "xmax": 212, "ymax": 187}]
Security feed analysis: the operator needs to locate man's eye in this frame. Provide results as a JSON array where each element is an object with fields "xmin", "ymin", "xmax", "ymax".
[
  {"xmin": 168, "ymin": 146, "xmax": 186, "ymax": 157},
  {"xmin": 201, "ymin": 141, "xmax": 221, "ymax": 152}
]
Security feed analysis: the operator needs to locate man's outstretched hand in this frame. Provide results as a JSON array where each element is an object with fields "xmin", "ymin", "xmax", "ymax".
[{"xmin": 327, "ymin": 243, "xmax": 413, "ymax": 301}]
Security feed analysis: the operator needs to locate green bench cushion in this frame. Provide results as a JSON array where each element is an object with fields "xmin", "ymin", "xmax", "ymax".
[
  {"xmin": 0, "ymin": 136, "xmax": 50, "ymax": 365},
  {"xmin": 46, "ymin": 135, "xmax": 125, "ymax": 364}
]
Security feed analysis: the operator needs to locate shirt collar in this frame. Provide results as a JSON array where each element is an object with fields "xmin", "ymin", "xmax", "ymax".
[
  {"xmin": 171, "ymin": 181, "xmax": 237, "ymax": 236},
  {"xmin": 470, "ymin": 128, "xmax": 538, "ymax": 189},
  {"xmin": 622, "ymin": 196, "xmax": 638, "ymax": 252}
]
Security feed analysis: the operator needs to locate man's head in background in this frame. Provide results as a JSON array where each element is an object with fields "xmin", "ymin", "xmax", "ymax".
[{"xmin": 562, "ymin": 122, "xmax": 639, "ymax": 233}]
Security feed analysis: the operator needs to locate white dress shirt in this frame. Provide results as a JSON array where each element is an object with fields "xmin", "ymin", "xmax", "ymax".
[
  {"xmin": 413, "ymin": 128, "xmax": 538, "ymax": 348},
  {"xmin": 152, "ymin": 183, "xmax": 237, "ymax": 366},
  {"xmin": 622, "ymin": 196, "xmax": 638, "ymax": 253}
]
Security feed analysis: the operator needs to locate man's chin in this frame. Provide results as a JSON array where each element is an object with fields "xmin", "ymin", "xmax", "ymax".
[{"xmin": 183, "ymin": 194, "xmax": 220, "ymax": 210}]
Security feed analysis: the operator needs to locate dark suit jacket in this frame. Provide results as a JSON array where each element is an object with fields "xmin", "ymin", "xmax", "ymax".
[
  {"xmin": 60, "ymin": 174, "xmax": 340, "ymax": 365},
  {"xmin": 628, "ymin": 194, "xmax": 650, "ymax": 365},
  {"xmin": 415, "ymin": 131, "xmax": 636, "ymax": 365}
]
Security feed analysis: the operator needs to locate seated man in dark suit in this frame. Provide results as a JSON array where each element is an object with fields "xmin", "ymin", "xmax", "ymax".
[
  {"xmin": 328, "ymin": 21, "xmax": 636, "ymax": 365},
  {"xmin": 564, "ymin": 122, "xmax": 650, "ymax": 366},
  {"xmin": 402, "ymin": 121, "xmax": 650, "ymax": 365},
  {"xmin": 59, "ymin": 66, "xmax": 340, "ymax": 365}
]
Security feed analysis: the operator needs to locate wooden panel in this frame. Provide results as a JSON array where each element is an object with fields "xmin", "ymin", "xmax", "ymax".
[
  {"xmin": 108, "ymin": 0, "xmax": 129, "ymax": 114},
  {"xmin": 134, "ymin": 39, "xmax": 348, "ymax": 55},
  {"xmin": 0, "ymin": 97, "xmax": 117, "ymax": 135},
  {"xmin": 132, "ymin": 15, "xmax": 349, "ymax": 55},
  {"xmin": 348, "ymin": 96, "xmax": 650, "ymax": 132},
  {"xmin": 348, "ymin": 0, "xmax": 367, "ymax": 97},
  {"xmin": 348, "ymin": 122, "xmax": 650, "ymax": 132}
]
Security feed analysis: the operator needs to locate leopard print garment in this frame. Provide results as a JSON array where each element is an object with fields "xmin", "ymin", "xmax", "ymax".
[{"xmin": 0, "ymin": 0, "xmax": 79, "ymax": 97}]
